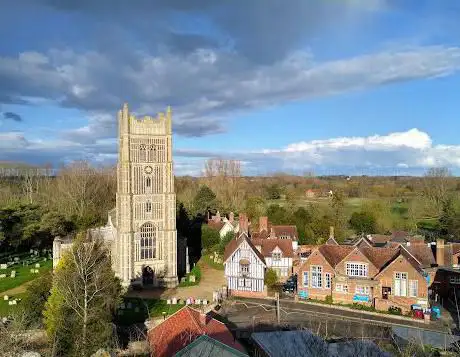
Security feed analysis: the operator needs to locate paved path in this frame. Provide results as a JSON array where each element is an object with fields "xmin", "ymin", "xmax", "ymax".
[
  {"xmin": 127, "ymin": 260, "xmax": 226, "ymax": 301},
  {"xmin": 2, "ymin": 280, "xmax": 33, "ymax": 296}
]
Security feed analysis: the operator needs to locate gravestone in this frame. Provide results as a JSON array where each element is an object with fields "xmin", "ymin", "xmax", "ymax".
[
  {"xmin": 35, "ymin": 263, "xmax": 40, "ymax": 268},
  {"xmin": 0, "ymin": 274, "xmax": 6, "ymax": 279},
  {"xmin": 127, "ymin": 302, "xmax": 132, "ymax": 309},
  {"xmin": 10, "ymin": 271, "xmax": 16, "ymax": 278},
  {"xmin": 14, "ymin": 257, "xmax": 19, "ymax": 262},
  {"xmin": 188, "ymin": 275, "xmax": 196, "ymax": 283},
  {"xmin": 172, "ymin": 297, "xmax": 177, "ymax": 304},
  {"xmin": 0, "ymin": 264, "xmax": 6, "ymax": 270},
  {"xmin": 202, "ymin": 300, "xmax": 208, "ymax": 305},
  {"xmin": 3, "ymin": 295, "xmax": 8, "ymax": 301},
  {"xmin": 166, "ymin": 299, "xmax": 171, "ymax": 305}
]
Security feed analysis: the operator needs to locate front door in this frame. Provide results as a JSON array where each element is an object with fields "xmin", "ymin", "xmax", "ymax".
[{"xmin": 142, "ymin": 266, "xmax": 154, "ymax": 286}]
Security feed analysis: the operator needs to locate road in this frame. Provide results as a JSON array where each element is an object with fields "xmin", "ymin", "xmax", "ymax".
[{"xmin": 221, "ymin": 297, "xmax": 452, "ymax": 341}]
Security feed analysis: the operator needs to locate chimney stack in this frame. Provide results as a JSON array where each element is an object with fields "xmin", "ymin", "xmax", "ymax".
[
  {"xmin": 239, "ymin": 213, "xmax": 249, "ymax": 234},
  {"xmin": 229, "ymin": 212, "xmax": 234, "ymax": 223},
  {"xmin": 259, "ymin": 216, "xmax": 269, "ymax": 232},
  {"xmin": 436, "ymin": 239, "xmax": 445, "ymax": 266},
  {"xmin": 213, "ymin": 211, "xmax": 221, "ymax": 222},
  {"xmin": 269, "ymin": 227, "xmax": 276, "ymax": 239},
  {"xmin": 329, "ymin": 226, "xmax": 334, "ymax": 239}
]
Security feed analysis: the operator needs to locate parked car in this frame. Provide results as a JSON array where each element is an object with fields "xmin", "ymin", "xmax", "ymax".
[{"xmin": 282, "ymin": 274, "xmax": 298, "ymax": 293}]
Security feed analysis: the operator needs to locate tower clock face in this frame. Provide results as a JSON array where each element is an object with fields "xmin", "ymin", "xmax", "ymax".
[{"xmin": 144, "ymin": 166, "xmax": 153, "ymax": 174}]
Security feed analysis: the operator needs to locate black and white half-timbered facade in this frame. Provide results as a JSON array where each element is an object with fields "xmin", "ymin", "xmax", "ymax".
[{"xmin": 224, "ymin": 232, "xmax": 267, "ymax": 295}]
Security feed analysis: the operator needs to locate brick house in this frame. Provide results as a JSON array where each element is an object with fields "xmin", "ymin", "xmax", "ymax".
[{"xmin": 297, "ymin": 243, "xmax": 436, "ymax": 313}]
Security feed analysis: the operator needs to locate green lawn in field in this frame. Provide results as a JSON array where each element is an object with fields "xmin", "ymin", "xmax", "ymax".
[{"xmin": 0, "ymin": 259, "xmax": 52, "ymax": 293}]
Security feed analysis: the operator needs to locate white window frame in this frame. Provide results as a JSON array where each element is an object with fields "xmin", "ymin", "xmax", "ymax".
[
  {"xmin": 409, "ymin": 280, "xmax": 418, "ymax": 298},
  {"xmin": 394, "ymin": 272, "xmax": 408, "ymax": 297},
  {"xmin": 325, "ymin": 273, "xmax": 331, "ymax": 289},
  {"xmin": 303, "ymin": 271, "xmax": 309, "ymax": 287},
  {"xmin": 272, "ymin": 252, "xmax": 282, "ymax": 261},
  {"xmin": 311, "ymin": 265, "xmax": 322, "ymax": 288},
  {"xmin": 336, "ymin": 284, "xmax": 348, "ymax": 293},
  {"xmin": 355, "ymin": 285, "xmax": 370, "ymax": 295},
  {"xmin": 346, "ymin": 262, "xmax": 368, "ymax": 277}
]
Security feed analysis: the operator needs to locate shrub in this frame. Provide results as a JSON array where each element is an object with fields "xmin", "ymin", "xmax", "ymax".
[
  {"xmin": 217, "ymin": 231, "xmax": 235, "ymax": 255},
  {"xmin": 388, "ymin": 306, "xmax": 402, "ymax": 315},
  {"xmin": 325, "ymin": 295, "xmax": 333, "ymax": 304},
  {"xmin": 201, "ymin": 225, "xmax": 220, "ymax": 250},
  {"xmin": 264, "ymin": 268, "xmax": 278, "ymax": 288}
]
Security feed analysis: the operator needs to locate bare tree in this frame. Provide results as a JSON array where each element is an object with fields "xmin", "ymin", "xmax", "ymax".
[{"xmin": 46, "ymin": 236, "xmax": 122, "ymax": 356}]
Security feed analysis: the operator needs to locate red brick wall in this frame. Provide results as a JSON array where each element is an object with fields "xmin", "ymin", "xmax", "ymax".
[
  {"xmin": 335, "ymin": 249, "xmax": 379, "ymax": 278},
  {"xmin": 297, "ymin": 250, "xmax": 333, "ymax": 300}
]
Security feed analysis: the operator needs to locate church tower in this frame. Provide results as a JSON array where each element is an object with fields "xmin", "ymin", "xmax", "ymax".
[{"xmin": 116, "ymin": 103, "xmax": 178, "ymax": 288}]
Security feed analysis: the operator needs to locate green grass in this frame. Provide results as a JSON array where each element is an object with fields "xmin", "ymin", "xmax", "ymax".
[
  {"xmin": 115, "ymin": 297, "xmax": 191, "ymax": 326},
  {"xmin": 178, "ymin": 265, "xmax": 201, "ymax": 287},
  {"xmin": 201, "ymin": 254, "xmax": 224, "ymax": 270},
  {"xmin": 0, "ymin": 292, "xmax": 28, "ymax": 317},
  {"xmin": 0, "ymin": 259, "xmax": 52, "ymax": 293}
]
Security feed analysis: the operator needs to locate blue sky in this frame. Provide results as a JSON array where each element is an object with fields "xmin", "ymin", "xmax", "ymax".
[{"xmin": 1, "ymin": 0, "xmax": 460, "ymax": 175}]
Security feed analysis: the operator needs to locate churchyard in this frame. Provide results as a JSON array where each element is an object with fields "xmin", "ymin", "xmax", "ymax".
[{"xmin": 0, "ymin": 249, "xmax": 53, "ymax": 316}]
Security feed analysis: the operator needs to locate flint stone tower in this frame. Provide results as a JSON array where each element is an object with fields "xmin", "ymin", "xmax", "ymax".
[
  {"xmin": 116, "ymin": 103, "xmax": 178, "ymax": 287},
  {"xmin": 53, "ymin": 104, "xmax": 179, "ymax": 288}
]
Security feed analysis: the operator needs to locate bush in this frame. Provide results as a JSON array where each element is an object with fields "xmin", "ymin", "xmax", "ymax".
[
  {"xmin": 325, "ymin": 295, "xmax": 333, "ymax": 304},
  {"xmin": 201, "ymin": 225, "xmax": 220, "ymax": 250},
  {"xmin": 264, "ymin": 268, "xmax": 278, "ymax": 288},
  {"xmin": 388, "ymin": 306, "xmax": 402, "ymax": 315},
  {"xmin": 217, "ymin": 231, "xmax": 235, "ymax": 255}
]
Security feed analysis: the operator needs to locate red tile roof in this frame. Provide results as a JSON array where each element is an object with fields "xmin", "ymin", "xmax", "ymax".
[
  {"xmin": 360, "ymin": 246, "xmax": 400, "ymax": 270},
  {"xmin": 207, "ymin": 220, "xmax": 225, "ymax": 231},
  {"xmin": 273, "ymin": 225, "xmax": 298, "ymax": 240},
  {"xmin": 148, "ymin": 307, "xmax": 245, "ymax": 357},
  {"xmin": 404, "ymin": 244, "xmax": 435, "ymax": 267},
  {"xmin": 318, "ymin": 245, "xmax": 354, "ymax": 267},
  {"xmin": 251, "ymin": 238, "xmax": 294, "ymax": 258}
]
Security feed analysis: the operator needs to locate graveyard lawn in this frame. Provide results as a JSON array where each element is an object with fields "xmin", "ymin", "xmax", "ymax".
[
  {"xmin": 0, "ymin": 292, "xmax": 27, "ymax": 317},
  {"xmin": 201, "ymin": 254, "xmax": 224, "ymax": 270},
  {"xmin": 0, "ymin": 260, "xmax": 53, "ymax": 293},
  {"xmin": 115, "ymin": 297, "xmax": 185, "ymax": 326}
]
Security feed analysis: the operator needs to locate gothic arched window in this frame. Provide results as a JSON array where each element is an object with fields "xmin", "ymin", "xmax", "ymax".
[
  {"xmin": 146, "ymin": 177, "xmax": 151, "ymax": 188},
  {"xmin": 139, "ymin": 223, "xmax": 156, "ymax": 260},
  {"xmin": 146, "ymin": 201, "xmax": 152, "ymax": 212}
]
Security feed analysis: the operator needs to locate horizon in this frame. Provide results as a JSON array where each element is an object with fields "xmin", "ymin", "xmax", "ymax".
[{"xmin": 1, "ymin": 1, "xmax": 460, "ymax": 176}]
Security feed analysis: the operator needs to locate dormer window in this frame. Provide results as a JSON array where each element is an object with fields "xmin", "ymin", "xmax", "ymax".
[{"xmin": 272, "ymin": 252, "xmax": 281, "ymax": 261}]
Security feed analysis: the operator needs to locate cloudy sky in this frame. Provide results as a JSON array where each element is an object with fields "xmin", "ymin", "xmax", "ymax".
[{"xmin": 1, "ymin": 0, "xmax": 460, "ymax": 175}]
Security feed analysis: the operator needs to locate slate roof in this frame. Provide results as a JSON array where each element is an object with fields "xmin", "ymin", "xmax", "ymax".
[
  {"xmin": 148, "ymin": 307, "xmax": 245, "ymax": 357},
  {"xmin": 175, "ymin": 335, "xmax": 249, "ymax": 357},
  {"xmin": 223, "ymin": 232, "xmax": 266, "ymax": 264},
  {"xmin": 251, "ymin": 330, "xmax": 328, "ymax": 357}
]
